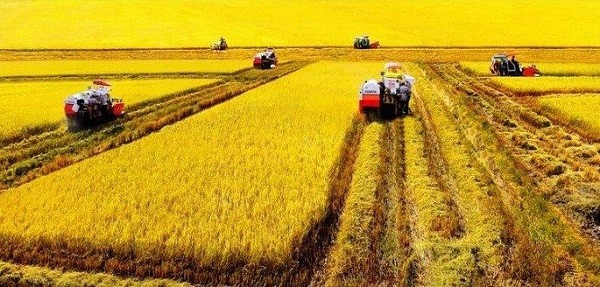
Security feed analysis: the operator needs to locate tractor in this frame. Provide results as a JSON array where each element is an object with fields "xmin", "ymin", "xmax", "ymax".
[
  {"xmin": 211, "ymin": 37, "xmax": 228, "ymax": 51},
  {"xmin": 253, "ymin": 48, "xmax": 278, "ymax": 69},
  {"xmin": 490, "ymin": 54, "xmax": 540, "ymax": 77},
  {"xmin": 353, "ymin": 35, "xmax": 380, "ymax": 49},
  {"xmin": 64, "ymin": 80, "xmax": 125, "ymax": 131},
  {"xmin": 359, "ymin": 62, "xmax": 415, "ymax": 119}
]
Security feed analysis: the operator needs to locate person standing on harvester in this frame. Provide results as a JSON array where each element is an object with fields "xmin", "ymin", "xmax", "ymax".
[{"xmin": 398, "ymin": 81, "xmax": 410, "ymax": 115}]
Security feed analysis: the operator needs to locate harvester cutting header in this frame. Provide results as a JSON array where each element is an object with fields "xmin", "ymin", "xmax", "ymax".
[
  {"xmin": 359, "ymin": 62, "xmax": 415, "ymax": 118},
  {"xmin": 64, "ymin": 80, "xmax": 124, "ymax": 131}
]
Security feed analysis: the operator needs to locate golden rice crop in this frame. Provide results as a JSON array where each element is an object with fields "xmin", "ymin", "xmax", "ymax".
[
  {"xmin": 539, "ymin": 94, "xmax": 600, "ymax": 129},
  {"xmin": 0, "ymin": 261, "xmax": 192, "ymax": 287},
  {"xmin": 0, "ymin": 1, "xmax": 598, "ymax": 48},
  {"xmin": 0, "ymin": 60, "xmax": 249, "ymax": 77},
  {"xmin": 491, "ymin": 76, "xmax": 600, "ymax": 94},
  {"xmin": 0, "ymin": 61, "xmax": 382, "ymax": 267},
  {"xmin": 461, "ymin": 62, "xmax": 600, "ymax": 76},
  {"xmin": 325, "ymin": 123, "xmax": 383, "ymax": 287},
  {"xmin": 0, "ymin": 78, "xmax": 218, "ymax": 138}
]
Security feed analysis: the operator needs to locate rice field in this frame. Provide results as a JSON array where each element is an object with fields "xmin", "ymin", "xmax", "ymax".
[
  {"xmin": 0, "ymin": 1, "xmax": 599, "ymax": 286},
  {"xmin": 0, "ymin": 62, "xmax": 382, "ymax": 274},
  {"xmin": 0, "ymin": 60, "xmax": 250, "ymax": 77},
  {"xmin": 1, "ymin": 1, "xmax": 599, "ymax": 49},
  {"xmin": 0, "ymin": 78, "xmax": 218, "ymax": 138}
]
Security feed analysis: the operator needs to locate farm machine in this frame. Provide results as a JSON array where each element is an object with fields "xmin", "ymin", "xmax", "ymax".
[
  {"xmin": 211, "ymin": 37, "xmax": 228, "ymax": 50},
  {"xmin": 253, "ymin": 48, "xmax": 278, "ymax": 69},
  {"xmin": 490, "ymin": 54, "xmax": 540, "ymax": 77},
  {"xmin": 353, "ymin": 35, "xmax": 380, "ymax": 49},
  {"xmin": 359, "ymin": 62, "xmax": 415, "ymax": 118},
  {"xmin": 64, "ymin": 80, "xmax": 125, "ymax": 131}
]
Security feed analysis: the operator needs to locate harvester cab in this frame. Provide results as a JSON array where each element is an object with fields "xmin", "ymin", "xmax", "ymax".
[
  {"xmin": 211, "ymin": 37, "xmax": 228, "ymax": 50},
  {"xmin": 359, "ymin": 62, "xmax": 415, "ymax": 119},
  {"xmin": 353, "ymin": 35, "xmax": 380, "ymax": 49},
  {"xmin": 490, "ymin": 54, "xmax": 540, "ymax": 77},
  {"xmin": 253, "ymin": 48, "xmax": 278, "ymax": 69},
  {"xmin": 64, "ymin": 80, "xmax": 125, "ymax": 131}
]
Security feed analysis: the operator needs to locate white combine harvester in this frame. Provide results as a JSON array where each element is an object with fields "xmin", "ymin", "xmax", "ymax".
[
  {"xmin": 359, "ymin": 62, "xmax": 415, "ymax": 118},
  {"xmin": 64, "ymin": 80, "xmax": 125, "ymax": 131}
]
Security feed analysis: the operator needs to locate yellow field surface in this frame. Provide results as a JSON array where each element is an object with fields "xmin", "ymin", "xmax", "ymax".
[
  {"xmin": 0, "ymin": 62, "xmax": 382, "ymax": 267},
  {"xmin": 0, "ymin": 79, "xmax": 218, "ymax": 138},
  {"xmin": 461, "ymin": 62, "xmax": 600, "ymax": 76},
  {"xmin": 0, "ymin": 1, "xmax": 598, "ymax": 49},
  {"xmin": 491, "ymin": 77, "xmax": 600, "ymax": 94},
  {"xmin": 539, "ymin": 94, "xmax": 600, "ymax": 129},
  {"xmin": 0, "ymin": 60, "xmax": 250, "ymax": 77}
]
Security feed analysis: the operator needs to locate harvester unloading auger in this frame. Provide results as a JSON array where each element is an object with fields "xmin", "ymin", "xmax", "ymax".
[
  {"xmin": 490, "ymin": 54, "xmax": 540, "ymax": 76},
  {"xmin": 359, "ymin": 62, "xmax": 415, "ymax": 119},
  {"xmin": 64, "ymin": 80, "xmax": 125, "ymax": 131}
]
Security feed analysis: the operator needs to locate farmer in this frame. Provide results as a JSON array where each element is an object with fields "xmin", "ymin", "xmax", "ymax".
[{"xmin": 398, "ymin": 81, "xmax": 411, "ymax": 115}]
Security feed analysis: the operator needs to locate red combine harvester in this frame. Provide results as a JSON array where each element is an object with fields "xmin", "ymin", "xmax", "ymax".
[
  {"xmin": 490, "ymin": 54, "xmax": 540, "ymax": 77},
  {"xmin": 253, "ymin": 48, "xmax": 278, "ymax": 69},
  {"xmin": 64, "ymin": 80, "xmax": 125, "ymax": 131}
]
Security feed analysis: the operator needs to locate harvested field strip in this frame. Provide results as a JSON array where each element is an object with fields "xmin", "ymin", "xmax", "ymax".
[
  {"xmin": 0, "ymin": 72, "xmax": 227, "ymax": 83},
  {"xmin": 0, "ymin": 61, "xmax": 308, "ymax": 190},
  {"xmin": 425, "ymin": 63, "xmax": 600, "ymax": 283},
  {"xmin": 446, "ymin": 64, "xmax": 600, "ymax": 234},
  {"xmin": 324, "ymin": 123, "xmax": 385, "ymax": 287},
  {"xmin": 2, "ymin": 48, "xmax": 600, "ymax": 63},
  {"xmin": 461, "ymin": 62, "xmax": 600, "ymax": 77},
  {"xmin": 405, "ymin": 62, "xmax": 508, "ymax": 285},
  {"xmin": 324, "ymin": 119, "xmax": 416, "ymax": 287},
  {"xmin": 0, "ymin": 261, "xmax": 192, "ymax": 287},
  {"xmin": 0, "ymin": 61, "xmax": 380, "ymax": 285},
  {"xmin": 0, "ymin": 60, "xmax": 250, "ymax": 77},
  {"xmin": 403, "ymin": 115, "xmax": 463, "ymax": 285},
  {"xmin": 488, "ymin": 76, "xmax": 600, "ymax": 96},
  {"xmin": 0, "ymin": 78, "xmax": 220, "ymax": 141}
]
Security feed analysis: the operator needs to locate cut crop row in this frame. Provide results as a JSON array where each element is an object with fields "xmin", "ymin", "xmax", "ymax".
[{"xmin": 424, "ymin": 62, "xmax": 600, "ymax": 284}]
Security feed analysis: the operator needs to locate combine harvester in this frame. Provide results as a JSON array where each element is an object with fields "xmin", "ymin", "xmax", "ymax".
[
  {"xmin": 353, "ymin": 35, "xmax": 380, "ymax": 49},
  {"xmin": 359, "ymin": 62, "xmax": 415, "ymax": 119},
  {"xmin": 64, "ymin": 80, "xmax": 125, "ymax": 131},
  {"xmin": 490, "ymin": 54, "xmax": 540, "ymax": 76},
  {"xmin": 211, "ymin": 37, "xmax": 228, "ymax": 50},
  {"xmin": 253, "ymin": 48, "xmax": 278, "ymax": 69}
]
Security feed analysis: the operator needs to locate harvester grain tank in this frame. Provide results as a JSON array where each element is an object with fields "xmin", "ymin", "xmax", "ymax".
[
  {"xmin": 490, "ymin": 54, "xmax": 540, "ymax": 77},
  {"xmin": 64, "ymin": 80, "xmax": 125, "ymax": 131},
  {"xmin": 253, "ymin": 48, "xmax": 278, "ymax": 69}
]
